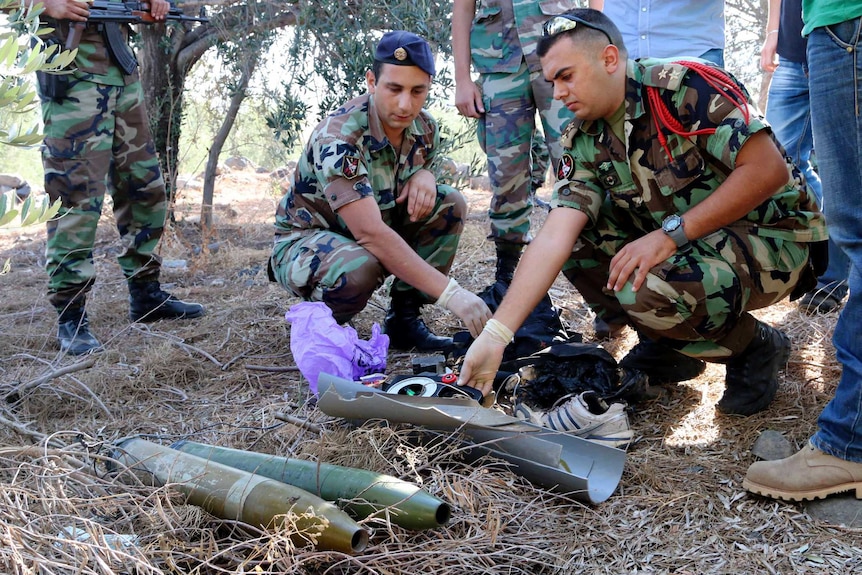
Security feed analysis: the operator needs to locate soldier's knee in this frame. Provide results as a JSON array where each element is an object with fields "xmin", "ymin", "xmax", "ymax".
[
  {"xmin": 321, "ymin": 261, "xmax": 385, "ymax": 319},
  {"xmin": 623, "ymin": 285, "xmax": 681, "ymax": 317},
  {"xmin": 344, "ymin": 261, "xmax": 386, "ymax": 295},
  {"xmin": 439, "ymin": 185, "xmax": 466, "ymax": 218}
]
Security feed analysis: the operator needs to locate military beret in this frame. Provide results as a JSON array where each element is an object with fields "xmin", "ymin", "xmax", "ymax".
[{"xmin": 374, "ymin": 30, "xmax": 436, "ymax": 76}]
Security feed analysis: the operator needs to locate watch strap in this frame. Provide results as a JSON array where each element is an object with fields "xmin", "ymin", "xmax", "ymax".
[{"xmin": 666, "ymin": 224, "xmax": 689, "ymax": 249}]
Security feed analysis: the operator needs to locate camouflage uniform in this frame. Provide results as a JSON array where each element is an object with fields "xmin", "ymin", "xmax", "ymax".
[
  {"xmin": 468, "ymin": 0, "xmax": 576, "ymax": 243},
  {"xmin": 530, "ymin": 132, "xmax": 550, "ymax": 194},
  {"xmin": 553, "ymin": 59, "xmax": 827, "ymax": 358},
  {"xmin": 269, "ymin": 93, "xmax": 466, "ymax": 320},
  {"xmin": 40, "ymin": 15, "xmax": 166, "ymax": 311}
]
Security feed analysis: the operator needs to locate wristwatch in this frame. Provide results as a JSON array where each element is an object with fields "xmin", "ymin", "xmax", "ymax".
[{"xmin": 662, "ymin": 214, "xmax": 691, "ymax": 253}]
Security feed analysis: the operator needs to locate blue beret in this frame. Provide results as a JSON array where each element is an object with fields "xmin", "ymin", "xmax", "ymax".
[{"xmin": 374, "ymin": 30, "xmax": 435, "ymax": 76}]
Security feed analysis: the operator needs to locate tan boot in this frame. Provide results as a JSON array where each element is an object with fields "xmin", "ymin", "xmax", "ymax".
[{"xmin": 743, "ymin": 442, "xmax": 862, "ymax": 501}]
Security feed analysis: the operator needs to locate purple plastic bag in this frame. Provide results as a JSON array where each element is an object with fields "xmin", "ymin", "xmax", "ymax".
[{"xmin": 285, "ymin": 301, "xmax": 389, "ymax": 395}]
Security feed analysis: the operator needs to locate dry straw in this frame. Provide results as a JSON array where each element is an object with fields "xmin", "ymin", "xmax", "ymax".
[{"xmin": 1, "ymin": 174, "xmax": 860, "ymax": 573}]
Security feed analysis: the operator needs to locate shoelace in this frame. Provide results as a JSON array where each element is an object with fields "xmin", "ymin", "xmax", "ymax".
[{"xmin": 646, "ymin": 60, "xmax": 750, "ymax": 159}]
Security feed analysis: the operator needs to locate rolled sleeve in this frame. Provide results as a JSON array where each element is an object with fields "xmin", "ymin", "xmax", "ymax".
[{"xmin": 708, "ymin": 108, "xmax": 769, "ymax": 170}]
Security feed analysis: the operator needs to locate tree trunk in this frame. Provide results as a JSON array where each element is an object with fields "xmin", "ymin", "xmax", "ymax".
[
  {"xmin": 135, "ymin": 5, "xmax": 300, "ymax": 222},
  {"xmin": 140, "ymin": 24, "xmax": 195, "ymax": 219},
  {"xmin": 201, "ymin": 53, "xmax": 260, "ymax": 231}
]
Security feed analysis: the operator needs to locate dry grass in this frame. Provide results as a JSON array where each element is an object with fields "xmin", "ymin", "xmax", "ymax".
[{"xmin": 1, "ymin": 171, "xmax": 860, "ymax": 574}]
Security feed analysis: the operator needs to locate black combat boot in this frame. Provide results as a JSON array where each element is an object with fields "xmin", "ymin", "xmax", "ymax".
[
  {"xmin": 493, "ymin": 241, "xmax": 523, "ymax": 286},
  {"xmin": 383, "ymin": 292, "xmax": 453, "ymax": 352},
  {"xmin": 718, "ymin": 321, "xmax": 790, "ymax": 416},
  {"xmin": 129, "ymin": 281, "xmax": 205, "ymax": 323},
  {"xmin": 620, "ymin": 334, "xmax": 707, "ymax": 385},
  {"xmin": 593, "ymin": 316, "xmax": 627, "ymax": 341},
  {"xmin": 56, "ymin": 305, "xmax": 102, "ymax": 355},
  {"xmin": 479, "ymin": 242, "xmax": 523, "ymax": 302}
]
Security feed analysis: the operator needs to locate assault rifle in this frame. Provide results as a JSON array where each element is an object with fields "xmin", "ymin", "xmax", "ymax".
[
  {"xmin": 66, "ymin": 0, "xmax": 209, "ymax": 50},
  {"xmin": 62, "ymin": 0, "xmax": 208, "ymax": 74}
]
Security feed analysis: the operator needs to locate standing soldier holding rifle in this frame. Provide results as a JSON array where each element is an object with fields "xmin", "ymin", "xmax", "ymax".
[{"xmin": 34, "ymin": 0, "xmax": 206, "ymax": 355}]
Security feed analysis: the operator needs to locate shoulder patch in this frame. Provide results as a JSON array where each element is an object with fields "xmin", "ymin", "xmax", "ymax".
[
  {"xmin": 342, "ymin": 155, "xmax": 360, "ymax": 178},
  {"xmin": 557, "ymin": 153, "xmax": 575, "ymax": 181}
]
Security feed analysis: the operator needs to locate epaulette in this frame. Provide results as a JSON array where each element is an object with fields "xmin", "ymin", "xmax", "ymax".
[
  {"xmin": 640, "ymin": 61, "xmax": 691, "ymax": 91},
  {"xmin": 560, "ymin": 117, "xmax": 584, "ymax": 149}
]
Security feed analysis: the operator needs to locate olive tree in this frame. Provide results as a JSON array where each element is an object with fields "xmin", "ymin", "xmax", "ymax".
[
  {"xmin": 0, "ymin": 0, "xmax": 69, "ymax": 237},
  {"xmin": 136, "ymin": 1, "xmax": 453, "ymax": 226}
]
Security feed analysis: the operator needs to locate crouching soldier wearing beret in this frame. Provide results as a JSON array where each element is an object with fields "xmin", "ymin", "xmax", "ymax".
[{"xmin": 269, "ymin": 31, "xmax": 491, "ymax": 351}]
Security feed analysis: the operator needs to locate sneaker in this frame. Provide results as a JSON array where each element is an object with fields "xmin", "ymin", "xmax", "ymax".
[
  {"xmin": 514, "ymin": 391, "xmax": 634, "ymax": 449},
  {"xmin": 744, "ymin": 442, "xmax": 862, "ymax": 501}
]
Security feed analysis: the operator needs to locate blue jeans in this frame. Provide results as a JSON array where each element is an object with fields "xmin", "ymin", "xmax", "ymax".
[
  {"xmin": 699, "ymin": 48, "xmax": 724, "ymax": 67},
  {"xmin": 766, "ymin": 57, "xmax": 851, "ymax": 298},
  {"xmin": 808, "ymin": 17, "xmax": 862, "ymax": 462}
]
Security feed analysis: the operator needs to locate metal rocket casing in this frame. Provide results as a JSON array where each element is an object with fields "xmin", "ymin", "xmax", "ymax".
[
  {"xmin": 171, "ymin": 440, "xmax": 451, "ymax": 530},
  {"xmin": 115, "ymin": 437, "xmax": 368, "ymax": 554}
]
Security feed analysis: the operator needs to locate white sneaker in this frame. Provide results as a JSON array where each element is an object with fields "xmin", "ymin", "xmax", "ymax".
[{"xmin": 514, "ymin": 391, "xmax": 634, "ymax": 449}]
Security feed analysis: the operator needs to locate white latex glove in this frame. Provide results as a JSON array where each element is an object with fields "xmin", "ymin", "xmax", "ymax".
[
  {"xmin": 458, "ymin": 319, "xmax": 514, "ymax": 396},
  {"xmin": 436, "ymin": 278, "xmax": 492, "ymax": 337}
]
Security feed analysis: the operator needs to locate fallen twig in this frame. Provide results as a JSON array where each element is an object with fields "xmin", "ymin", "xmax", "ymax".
[
  {"xmin": 245, "ymin": 364, "xmax": 300, "ymax": 372},
  {"xmin": 11, "ymin": 357, "xmax": 97, "ymax": 398},
  {"xmin": 273, "ymin": 412, "xmax": 323, "ymax": 434},
  {"xmin": 0, "ymin": 413, "xmax": 46, "ymax": 442}
]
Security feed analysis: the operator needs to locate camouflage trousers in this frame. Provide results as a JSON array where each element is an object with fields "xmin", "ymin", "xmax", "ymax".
[
  {"xmin": 530, "ymin": 134, "xmax": 550, "ymax": 193},
  {"xmin": 562, "ymin": 201, "xmax": 809, "ymax": 359},
  {"xmin": 41, "ymin": 75, "xmax": 167, "ymax": 310},
  {"xmin": 477, "ymin": 61, "xmax": 573, "ymax": 244},
  {"xmin": 269, "ymin": 185, "xmax": 466, "ymax": 320}
]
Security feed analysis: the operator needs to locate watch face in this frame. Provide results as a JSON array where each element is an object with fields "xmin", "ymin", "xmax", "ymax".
[{"xmin": 663, "ymin": 214, "xmax": 682, "ymax": 232}]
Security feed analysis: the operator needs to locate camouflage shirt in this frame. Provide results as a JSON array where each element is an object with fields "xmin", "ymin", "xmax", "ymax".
[
  {"xmin": 552, "ymin": 58, "xmax": 827, "ymax": 244},
  {"xmin": 469, "ymin": 0, "xmax": 577, "ymax": 74},
  {"xmin": 274, "ymin": 93, "xmax": 439, "ymax": 239}
]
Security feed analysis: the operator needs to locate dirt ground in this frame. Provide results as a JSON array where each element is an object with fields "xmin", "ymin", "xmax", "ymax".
[{"xmin": 0, "ymin": 168, "xmax": 860, "ymax": 574}]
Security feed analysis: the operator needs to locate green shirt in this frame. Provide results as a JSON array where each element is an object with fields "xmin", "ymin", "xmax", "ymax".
[
  {"xmin": 274, "ymin": 93, "xmax": 439, "ymax": 239},
  {"xmin": 552, "ymin": 59, "xmax": 826, "ymax": 244},
  {"xmin": 802, "ymin": 0, "xmax": 862, "ymax": 35}
]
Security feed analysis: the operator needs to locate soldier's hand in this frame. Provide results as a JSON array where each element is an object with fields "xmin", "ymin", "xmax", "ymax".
[
  {"xmin": 436, "ymin": 278, "xmax": 491, "ymax": 337},
  {"xmin": 150, "ymin": 0, "xmax": 170, "ymax": 20},
  {"xmin": 41, "ymin": 0, "xmax": 89, "ymax": 20},
  {"xmin": 458, "ymin": 330, "xmax": 506, "ymax": 397},
  {"xmin": 455, "ymin": 80, "xmax": 484, "ymax": 118},
  {"xmin": 608, "ymin": 230, "xmax": 677, "ymax": 292},
  {"xmin": 397, "ymin": 169, "xmax": 436, "ymax": 222}
]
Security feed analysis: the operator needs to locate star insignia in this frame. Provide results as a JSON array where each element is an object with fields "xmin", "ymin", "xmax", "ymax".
[{"xmin": 659, "ymin": 68, "xmax": 668, "ymax": 80}]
